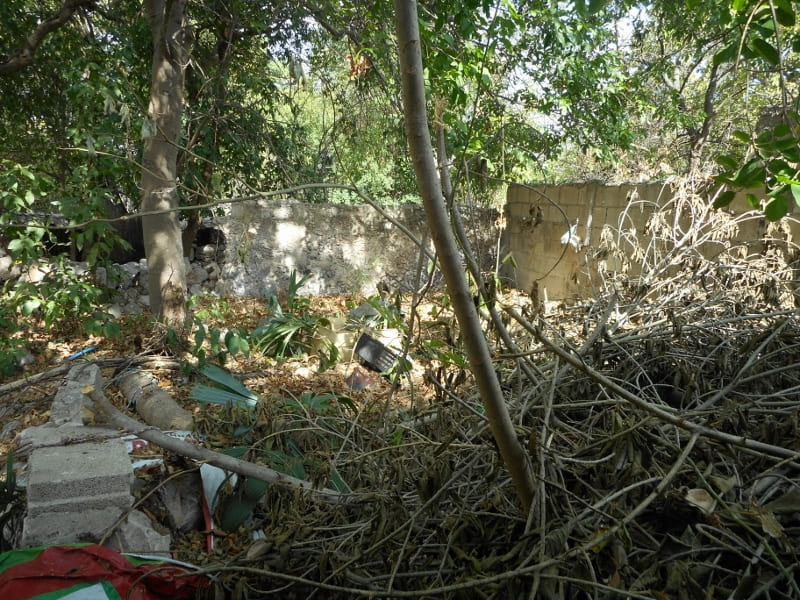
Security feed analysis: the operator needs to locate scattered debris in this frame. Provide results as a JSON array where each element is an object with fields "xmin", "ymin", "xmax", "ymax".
[{"xmin": 344, "ymin": 366, "xmax": 377, "ymax": 390}]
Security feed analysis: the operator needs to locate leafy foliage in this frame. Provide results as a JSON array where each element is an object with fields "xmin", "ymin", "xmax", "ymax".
[
  {"xmin": 709, "ymin": 0, "xmax": 800, "ymax": 220},
  {"xmin": 0, "ymin": 161, "xmax": 120, "ymax": 373},
  {"xmin": 250, "ymin": 271, "xmax": 338, "ymax": 370},
  {"xmin": 190, "ymin": 362, "xmax": 352, "ymax": 530}
]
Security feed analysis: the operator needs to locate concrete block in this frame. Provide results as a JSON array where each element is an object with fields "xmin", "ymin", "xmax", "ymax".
[
  {"xmin": 107, "ymin": 510, "xmax": 172, "ymax": 556},
  {"xmin": 26, "ymin": 491, "xmax": 133, "ymax": 518},
  {"xmin": 26, "ymin": 439, "xmax": 133, "ymax": 505},
  {"xmin": 50, "ymin": 363, "xmax": 103, "ymax": 426},
  {"xmin": 20, "ymin": 507, "xmax": 129, "ymax": 547},
  {"xmin": 16, "ymin": 423, "xmax": 120, "ymax": 455}
]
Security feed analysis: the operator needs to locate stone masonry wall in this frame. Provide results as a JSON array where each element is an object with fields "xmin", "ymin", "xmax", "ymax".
[{"xmin": 214, "ymin": 199, "xmax": 500, "ymax": 297}]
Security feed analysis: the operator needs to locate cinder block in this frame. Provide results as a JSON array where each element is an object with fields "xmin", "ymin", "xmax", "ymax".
[
  {"xmin": 26, "ymin": 438, "xmax": 133, "ymax": 504},
  {"xmin": 16, "ymin": 423, "xmax": 121, "ymax": 455},
  {"xmin": 107, "ymin": 510, "xmax": 172, "ymax": 556},
  {"xmin": 50, "ymin": 363, "xmax": 103, "ymax": 426},
  {"xmin": 27, "ymin": 491, "xmax": 133, "ymax": 518},
  {"xmin": 21, "ymin": 508, "xmax": 129, "ymax": 548}
]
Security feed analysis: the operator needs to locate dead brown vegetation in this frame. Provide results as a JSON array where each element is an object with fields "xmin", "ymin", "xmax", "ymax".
[{"xmin": 3, "ymin": 179, "xmax": 800, "ymax": 598}]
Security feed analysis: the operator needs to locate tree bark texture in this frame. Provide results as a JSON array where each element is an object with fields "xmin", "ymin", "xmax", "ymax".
[
  {"xmin": 141, "ymin": 0, "xmax": 190, "ymax": 327},
  {"xmin": 393, "ymin": 0, "xmax": 535, "ymax": 512}
]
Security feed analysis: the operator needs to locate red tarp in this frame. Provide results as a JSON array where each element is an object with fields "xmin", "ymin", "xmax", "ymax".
[{"xmin": 0, "ymin": 544, "xmax": 209, "ymax": 599}]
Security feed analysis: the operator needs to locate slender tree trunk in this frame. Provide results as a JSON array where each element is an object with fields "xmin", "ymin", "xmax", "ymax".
[
  {"xmin": 393, "ymin": 0, "xmax": 535, "ymax": 512},
  {"xmin": 140, "ymin": 0, "xmax": 190, "ymax": 327}
]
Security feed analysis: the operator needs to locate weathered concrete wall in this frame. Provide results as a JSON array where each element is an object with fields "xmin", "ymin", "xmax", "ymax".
[
  {"xmin": 503, "ymin": 182, "xmax": 800, "ymax": 301},
  {"xmin": 214, "ymin": 199, "xmax": 499, "ymax": 297}
]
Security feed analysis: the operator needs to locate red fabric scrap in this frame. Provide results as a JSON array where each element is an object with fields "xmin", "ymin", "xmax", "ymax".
[{"xmin": 0, "ymin": 544, "xmax": 208, "ymax": 600}]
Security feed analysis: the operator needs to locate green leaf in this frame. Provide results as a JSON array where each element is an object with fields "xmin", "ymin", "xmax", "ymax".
[
  {"xmin": 225, "ymin": 331, "xmax": 249, "ymax": 357},
  {"xmin": 756, "ymin": 129, "xmax": 773, "ymax": 147},
  {"xmin": 774, "ymin": 123, "xmax": 792, "ymax": 138},
  {"xmin": 713, "ymin": 43, "xmax": 738, "ymax": 66},
  {"xmin": 774, "ymin": 0, "xmax": 796, "ymax": 26},
  {"xmin": 732, "ymin": 130, "xmax": 751, "ymax": 144},
  {"xmin": 21, "ymin": 299, "xmax": 41, "ymax": 315},
  {"xmin": 746, "ymin": 193, "xmax": 762, "ymax": 209},
  {"xmin": 202, "ymin": 363, "xmax": 258, "ymax": 398},
  {"xmin": 732, "ymin": 158, "xmax": 766, "ymax": 188},
  {"xmin": 217, "ymin": 476, "xmax": 269, "ymax": 532},
  {"xmin": 189, "ymin": 384, "xmax": 258, "ymax": 411},
  {"xmin": 751, "ymin": 38, "xmax": 780, "ymax": 65},
  {"xmin": 715, "ymin": 154, "xmax": 739, "ymax": 171},
  {"xmin": 791, "ymin": 184, "xmax": 800, "ymax": 207},
  {"xmin": 194, "ymin": 326, "xmax": 205, "ymax": 348},
  {"xmin": 764, "ymin": 195, "xmax": 789, "ymax": 221},
  {"xmin": 191, "ymin": 363, "xmax": 260, "ymax": 409},
  {"xmin": 713, "ymin": 190, "xmax": 736, "ymax": 208},
  {"xmin": 767, "ymin": 159, "xmax": 792, "ymax": 176},
  {"xmin": 328, "ymin": 467, "xmax": 351, "ymax": 493}
]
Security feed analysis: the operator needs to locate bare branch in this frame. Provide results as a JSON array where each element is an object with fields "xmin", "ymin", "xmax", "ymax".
[
  {"xmin": 0, "ymin": 0, "xmax": 96, "ymax": 76},
  {"xmin": 88, "ymin": 384, "xmax": 346, "ymax": 504}
]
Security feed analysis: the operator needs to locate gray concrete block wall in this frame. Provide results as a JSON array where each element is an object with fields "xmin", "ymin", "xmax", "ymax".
[{"xmin": 503, "ymin": 182, "xmax": 800, "ymax": 301}]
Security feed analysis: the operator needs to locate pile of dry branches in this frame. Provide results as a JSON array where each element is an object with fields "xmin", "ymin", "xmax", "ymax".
[{"xmin": 182, "ymin": 180, "xmax": 800, "ymax": 598}]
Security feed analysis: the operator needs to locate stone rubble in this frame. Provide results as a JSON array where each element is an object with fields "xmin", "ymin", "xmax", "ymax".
[{"xmin": 0, "ymin": 244, "xmax": 222, "ymax": 319}]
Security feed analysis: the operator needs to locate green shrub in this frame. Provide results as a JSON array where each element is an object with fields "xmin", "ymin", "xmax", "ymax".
[{"xmin": 249, "ymin": 271, "xmax": 338, "ymax": 370}]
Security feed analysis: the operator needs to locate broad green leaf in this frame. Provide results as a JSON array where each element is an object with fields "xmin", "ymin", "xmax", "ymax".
[
  {"xmin": 764, "ymin": 195, "xmax": 789, "ymax": 221},
  {"xmin": 715, "ymin": 154, "xmax": 739, "ymax": 171},
  {"xmin": 226, "ymin": 333, "xmax": 249, "ymax": 357},
  {"xmin": 713, "ymin": 43, "xmax": 738, "ymax": 66},
  {"xmin": 21, "ymin": 299, "xmax": 41, "ymax": 315},
  {"xmin": 756, "ymin": 129, "xmax": 773, "ymax": 146},
  {"xmin": 188, "ymin": 384, "xmax": 258, "ymax": 411},
  {"xmin": 791, "ymin": 184, "xmax": 800, "ymax": 206},
  {"xmin": 779, "ymin": 145, "xmax": 800, "ymax": 163},
  {"xmin": 774, "ymin": 0, "xmax": 796, "ymax": 26},
  {"xmin": 217, "ymin": 477, "xmax": 270, "ymax": 532},
  {"xmin": 189, "ymin": 364, "xmax": 260, "ymax": 409},
  {"xmin": 767, "ymin": 159, "xmax": 792, "ymax": 176},
  {"xmin": 713, "ymin": 190, "xmax": 736, "ymax": 208},
  {"xmin": 751, "ymin": 38, "xmax": 780, "ymax": 66},
  {"xmin": 732, "ymin": 158, "xmax": 766, "ymax": 188},
  {"xmin": 731, "ymin": 130, "xmax": 751, "ymax": 144},
  {"xmin": 194, "ymin": 326, "xmax": 205, "ymax": 348},
  {"xmin": 774, "ymin": 123, "xmax": 791, "ymax": 138}
]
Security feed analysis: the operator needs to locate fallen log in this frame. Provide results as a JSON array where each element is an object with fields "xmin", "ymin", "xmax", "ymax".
[
  {"xmin": 0, "ymin": 355, "xmax": 179, "ymax": 395},
  {"xmin": 116, "ymin": 368, "xmax": 193, "ymax": 430},
  {"xmin": 86, "ymin": 384, "xmax": 345, "ymax": 504}
]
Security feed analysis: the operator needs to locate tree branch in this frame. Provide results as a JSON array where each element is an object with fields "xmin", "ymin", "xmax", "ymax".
[
  {"xmin": 87, "ymin": 385, "xmax": 346, "ymax": 504},
  {"xmin": 0, "ymin": 0, "xmax": 96, "ymax": 76},
  {"xmin": 393, "ymin": 0, "xmax": 535, "ymax": 512}
]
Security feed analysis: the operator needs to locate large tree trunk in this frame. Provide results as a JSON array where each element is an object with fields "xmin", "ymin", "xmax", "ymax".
[
  {"xmin": 393, "ymin": 0, "xmax": 535, "ymax": 512},
  {"xmin": 140, "ymin": 0, "xmax": 190, "ymax": 328}
]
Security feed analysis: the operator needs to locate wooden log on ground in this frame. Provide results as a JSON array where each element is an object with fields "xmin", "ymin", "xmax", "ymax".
[
  {"xmin": 117, "ymin": 368, "xmax": 193, "ymax": 430},
  {"xmin": 86, "ymin": 383, "xmax": 344, "ymax": 504}
]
